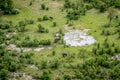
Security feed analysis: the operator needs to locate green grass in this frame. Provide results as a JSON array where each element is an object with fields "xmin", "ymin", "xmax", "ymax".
[{"xmin": 1, "ymin": 0, "xmax": 120, "ymax": 79}]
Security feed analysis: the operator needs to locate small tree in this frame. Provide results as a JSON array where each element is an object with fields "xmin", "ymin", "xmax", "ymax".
[
  {"xmin": 108, "ymin": 8, "xmax": 118, "ymax": 26},
  {"xmin": 53, "ymin": 22, "xmax": 57, "ymax": 27},
  {"xmin": 29, "ymin": 1, "xmax": 32, "ymax": 6},
  {"xmin": 0, "ymin": 69, "xmax": 9, "ymax": 80},
  {"xmin": 43, "ymin": 15, "xmax": 49, "ymax": 21},
  {"xmin": 18, "ymin": 21, "xmax": 26, "ymax": 32},
  {"xmin": 0, "ymin": 10, "xmax": 3, "ymax": 18},
  {"xmin": 41, "ymin": 70, "xmax": 51, "ymax": 80},
  {"xmin": 40, "ymin": 60, "xmax": 47, "ymax": 69},
  {"xmin": 63, "ymin": 74, "xmax": 72, "ymax": 80},
  {"xmin": 0, "ymin": 0, "xmax": 13, "ymax": 14},
  {"xmin": 38, "ymin": 24, "xmax": 45, "ymax": 33},
  {"xmin": 41, "ymin": 4, "xmax": 46, "ymax": 10}
]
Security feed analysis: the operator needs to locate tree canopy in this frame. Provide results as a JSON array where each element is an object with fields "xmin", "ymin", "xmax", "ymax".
[{"xmin": 0, "ymin": 0, "xmax": 13, "ymax": 14}]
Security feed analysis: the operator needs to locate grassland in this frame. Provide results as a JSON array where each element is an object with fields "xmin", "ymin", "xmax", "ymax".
[{"xmin": 0, "ymin": 0, "xmax": 120, "ymax": 80}]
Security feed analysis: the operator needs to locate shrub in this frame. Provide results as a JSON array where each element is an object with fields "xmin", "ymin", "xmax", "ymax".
[
  {"xmin": 0, "ymin": 69, "xmax": 9, "ymax": 80},
  {"xmin": 46, "ymin": 7, "xmax": 49, "ymax": 10},
  {"xmin": 20, "ymin": 39, "xmax": 39, "ymax": 47},
  {"xmin": 63, "ymin": 74, "xmax": 72, "ymax": 80},
  {"xmin": 41, "ymin": 70, "xmax": 51, "ymax": 80},
  {"xmin": 43, "ymin": 15, "xmax": 49, "ymax": 21},
  {"xmin": 52, "ymin": 50, "xmax": 56, "ymax": 56},
  {"xmin": 38, "ymin": 24, "xmax": 49, "ymax": 33},
  {"xmin": 53, "ymin": 22, "xmax": 57, "ymax": 27},
  {"xmin": 64, "ymin": 0, "xmax": 72, "ymax": 8},
  {"xmin": 67, "ymin": 10, "xmax": 80, "ymax": 20},
  {"xmin": 40, "ymin": 60, "xmax": 47, "ymax": 69},
  {"xmin": 38, "ymin": 24, "xmax": 45, "ymax": 33},
  {"xmin": 25, "ymin": 20, "xmax": 34, "ymax": 24},
  {"xmin": 118, "ymin": 33, "xmax": 120, "ymax": 38},
  {"xmin": 41, "ymin": 4, "xmax": 46, "ymax": 10},
  {"xmin": 99, "ymin": 5, "xmax": 106, "ymax": 13},
  {"xmin": 37, "ymin": 17, "xmax": 42, "ymax": 22},
  {"xmin": 11, "ymin": 8, "xmax": 20, "ymax": 15},
  {"xmin": 0, "ymin": 23, "xmax": 10, "ymax": 29},
  {"xmin": 75, "ymin": 71, "xmax": 83, "ymax": 79},
  {"xmin": 39, "ymin": 39, "xmax": 51, "ymax": 46},
  {"xmin": 50, "ymin": 59, "xmax": 60, "ymax": 69},
  {"xmin": 9, "ymin": 62, "xmax": 18, "ymax": 72},
  {"xmin": 0, "ymin": 0, "xmax": 13, "ymax": 14},
  {"xmin": 29, "ymin": 1, "xmax": 32, "ymax": 6},
  {"xmin": 19, "ymin": 21, "xmax": 26, "ymax": 27}
]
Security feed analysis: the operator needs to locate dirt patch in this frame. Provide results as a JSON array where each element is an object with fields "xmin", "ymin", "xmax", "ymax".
[
  {"xmin": 28, "ymin": 65, "xmax": 38, "ymax": 70},
  {"xmin": 64, "ymin": 29, "xmax": 96, "ymax": 46},
  {"xmin": 6, "ymin": 44, "xmax": 44, "ymax": 52},
  {"xmin": 111, "ymin": 54, "xmax": 120, "ymax": 61},
  {"xmin": 9, "ymin": 72, "xmax": 34, "ymax": 80},
  {"xmin": 34, "ymin": 48, "xmax": 44, "ymax": 52},
  {"xmin": 6, "ymin": 31, "xmax": 17, "ymax": 38},
  {"xmin": 47, "ymin": 46, "xmax": 53, "ymax": 50},
  {"xmin": 6, "ymin": 44, "xmax": 21, "ymax": 52},
  {"xmin": 22, "ymin": 48, "xmax": 32, "ymax": 52},
  {"xmin": 49, "ymin": 1, "xmax": 63, "ymax": 8}
]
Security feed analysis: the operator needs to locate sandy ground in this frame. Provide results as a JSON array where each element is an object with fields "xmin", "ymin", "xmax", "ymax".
[
  {"xmin": 6, "ymin": 31, "xmax": 17, "ymax": 38},
  {"xmin": 9, "ymin": 72, "xmax": 34, "ymax": 80},
  {"xmin": 6, "ymin": 44, "xmax": 54, "ymax": 52},
  {"xmin": 6, "ymin": 44, "xmax": 44, "ymax": 52},
  {"xmin": 111, "ymin": 54, "xmax": 120, "ymax": 61},
  {"xmin": 64, "ymin": 29, "xmax": 96, "ymax": 46}
]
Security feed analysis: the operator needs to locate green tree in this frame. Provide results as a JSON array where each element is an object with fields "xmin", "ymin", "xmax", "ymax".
[
  {"xmin": 0, "ymin": 0, "xmax": 13, "ymax": 14},
  {"xmin": 108, "ymin": 8, "xmax": 118, "ymax": 26},
  {"xmin": 18, "ymin": 21, "xmax": 26, "ymax": 32},
  {"xmin": 41, "ymin": 4, "xmax": 46, "ymax": 10},
  {"xmin": 0, "ymin": 69, "xmax": 9, "ymax": 80},
  {"xmin": 41, "ymin": 70, "xmax": 51, "ymax": 80}
]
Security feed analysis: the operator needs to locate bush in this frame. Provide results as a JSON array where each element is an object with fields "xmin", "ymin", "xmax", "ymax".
[
  {"xmin": 18, "ymin": 21, "xmax": 26, "ymax": 32},
  {"xmin": 25, "ymin": 20, "xmax": 34, "ymax": 24},
  {"xmin": 0, "ymin": 23, "xmax": 10, "ymax": 29},
  {"xmin": 0, "ymin": 0, "xmax": 13, "ymax": 14},
  {"xmin": 0, "ymin": 69, "xmax": 9, "ymax": 80},
  {"xmin": 43, "ymin": 15, "xmax": 49, "ymax": 21},
  {"xmin": 29, "ymin": 1, "xmax": 32, "ymax": 6},
  {"xmin": 99, "ymin": 5, "xmax": 106, "ymax": 13},
  {"xmin": 40, "ymin": 60, "xmax": 47, "ymax": 69},
  {"xmin": 118, "ymin": 33, "xmax": 120, "ymax": 38},
  {"xmin": 9, "ymin": 62, "xmax": 18, "ymax": 72},
  {"xmin": 64, "ymin": 0, "xmax": 72, "ymax": 8},
  {"xmin": 67, "ymin": 10, "xmax": 80, "ymax": 20},
  {"xmin": 20, "ymin": 39, "xmax": 39, "ymax": 47},
  {"xmin": 41, "ymin": 4, "xmax": 46, "ymax": 10},
  {"xmin": 38, "ymin": 24, "xmax": 49, "ymax": 33},
  {"xmin": 52, "ymin": 50, "xmax": 56, "ymax": 56},
  {"xmin": 38, "ymin": 24, "xmax": 45, "ymax": 32},
  {"xmin": 39, "ymin": 39, "xmax": 51, "ymax": 46},
  {"xmin": 19, "ymin": 21, "xmax": 26, "ymax": 27},
  {"xmin": 41, "ymin": 4, "xmax": 49, "ymax": 10},
  {"xmin": 53, "ymin": 22, "xmax": 57, "ymax": 27},
  {"xmin": 63, "ymin": 74, "xmax": 72, "ymax": 80},
  {"xmin": 37, "ymin": 17, "xmax": 42, "ymax": 22},
  {"xmin": 11, "ymin": 9, "xmax": 20, "ymax": 15},
  {"xmin": 41, "ymin": 70, "xmax": 51, "ymax": 80},
  {"xmin": 50, "ymin": 59, "xmax": 60, "ymax": 69}
]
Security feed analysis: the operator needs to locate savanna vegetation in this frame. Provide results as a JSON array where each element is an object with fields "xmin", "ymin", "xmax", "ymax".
[{"xmin": 0, "ymin": 0, "xmax": 120, "ymax": 80}]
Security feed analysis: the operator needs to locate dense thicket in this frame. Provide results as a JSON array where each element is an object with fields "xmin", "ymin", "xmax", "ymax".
[
  {"xmin": 0, "ymin": 0, "xmax": 13, "ymax": 14},
  {"xmin": 83, "ymin": 0, "xmax": 120, "ymax": 9},
  {"xmin": 64, "ymin": 0, "xmax": 120, "ymax": 20},
  {"xmin": 0, "ymin": 23, "xmax": 34, "ymax": 80}
]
